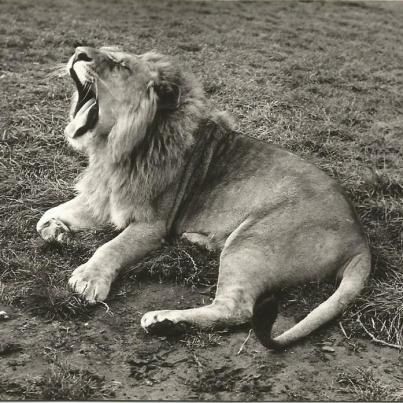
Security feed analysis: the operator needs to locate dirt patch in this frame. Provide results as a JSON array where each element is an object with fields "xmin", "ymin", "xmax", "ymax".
[{"xmin": 1, "ymin": 281, "xmax": 402, "ymax": 400}]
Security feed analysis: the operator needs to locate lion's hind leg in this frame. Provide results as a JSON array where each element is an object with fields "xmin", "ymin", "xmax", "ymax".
[
  {"xmin": 140, "ymin": 278, "xmax": 259, "ymax": 334},
  {"xmin": 141, "ymin": 221, "xmax": 269, "ymax": 334}
]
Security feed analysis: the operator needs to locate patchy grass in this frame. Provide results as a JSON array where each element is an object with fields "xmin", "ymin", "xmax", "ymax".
[
  {"xmin": 38, "ymin": 363, "xmax": 119, "ymax": 400},
  {"xmin": 186, "ymin": 362, "xmax": 273, "ymax": 401},
  {"xmin": 337, "ymin": 367, "xmax": 401, "ymax": 401},
  {"xmin": 180, "ymin": 331, "xmax": 223, "ymax": 350},
  {"xmin": 187, "ymin": 365, "xmax": 244, "ymax": 394},
  {"xmin": 354, "ymin": 271, "xmax": 403, "ymax": 346},
  {"xmin": 126, "ymin": 239, "xmax": 219, "ymax": 289},
  {"xmin": 0, "ymin": 0, "xmax": 402, "ymax": 351},
  {"xmin": 0, "ymin": 361, "xmax": 119, "ymax": 400}
]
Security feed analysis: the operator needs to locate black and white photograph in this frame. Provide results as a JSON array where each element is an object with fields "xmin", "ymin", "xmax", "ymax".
[{"xmin": 0, "ymin": 0, "xmax": 402, "ymax": 400}]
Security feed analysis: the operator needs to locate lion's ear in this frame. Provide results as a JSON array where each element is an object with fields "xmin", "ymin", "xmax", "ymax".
[{"xmin": 151, "ymin": 79, "xmax": 181, "ymax": 111}]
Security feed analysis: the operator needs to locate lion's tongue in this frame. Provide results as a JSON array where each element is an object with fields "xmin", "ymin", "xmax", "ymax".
[{"xmin": 65, "ymin": 98, "xmax": 97, "ymax": 138}]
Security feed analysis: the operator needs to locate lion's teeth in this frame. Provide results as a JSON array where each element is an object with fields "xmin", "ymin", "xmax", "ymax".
[{"xmin": 80, "ymin": 98, "xmax": 96, "ymax": 113}]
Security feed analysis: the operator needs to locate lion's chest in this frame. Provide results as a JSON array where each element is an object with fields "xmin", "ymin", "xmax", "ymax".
[{"xmin": 78, "ymin": 164, "xmax": 157, "ymax": 229}]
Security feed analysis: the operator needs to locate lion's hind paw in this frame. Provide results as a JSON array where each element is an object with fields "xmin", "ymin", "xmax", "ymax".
[{"xmin": 141, "ymin": 311, "xmax": 192, "ymax": 336}]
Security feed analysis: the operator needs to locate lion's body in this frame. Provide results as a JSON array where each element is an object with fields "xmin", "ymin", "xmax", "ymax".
[
  {"xmin": 37, "ymin": 47, "xmax": 371, "ymax": 348},
  {"xmin": 174, "ymin": 127, "xmax": 364, "ymax": 261}
]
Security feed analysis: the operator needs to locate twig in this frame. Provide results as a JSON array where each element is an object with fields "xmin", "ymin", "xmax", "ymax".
[
  {"xmin": 237, "ymin": 329, "xmax": 252, "ymax": 355},
  {"xmin": 182, "ymin": 250, "xmax": 199, "ymax": 272},
  {"xmin": 99, "ymin": 301, "xmax": 112, "ymax": 315},
  {"xmin": 356, "ymin": 316, "xmax": 402, "ymax": 350},
  {"xmin": 339, "ymin": 321, "xmax": 350, "ymax": 340},
  {"xmin": 193, "ymin": 352, "xmax": 204, "ymax": 373},
  {"xmin": 170, "ymin": 357, "xmax": 188, "ymax": 366}
]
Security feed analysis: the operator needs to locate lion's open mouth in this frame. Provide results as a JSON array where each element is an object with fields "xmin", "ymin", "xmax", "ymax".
[{"xmin": 65, "ymin": 67, "xmax": 99, "ymax": 138}]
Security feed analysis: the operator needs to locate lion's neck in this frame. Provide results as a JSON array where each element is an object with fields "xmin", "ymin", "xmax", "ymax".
[{"xmin": 76, "ymin": 106, "xmax": 207, "ymax": 229}]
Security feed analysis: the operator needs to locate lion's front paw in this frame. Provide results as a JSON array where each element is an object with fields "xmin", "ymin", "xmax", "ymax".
[
  {"xmin": 37, "ymin": 218, "xmax": 72, "ymax": 243},
  {"xmin": 69, "ymin": 263, "xmax": 112, "ymax": 304},
  {"xmin": 141, "ymin": 310, "xmax": 190, "ymax": 335}
]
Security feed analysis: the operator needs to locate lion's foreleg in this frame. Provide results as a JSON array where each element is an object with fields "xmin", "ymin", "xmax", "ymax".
[
  {"xmin": 37, "ymin": 196, "xmax": 98, "ymax": 242},
  {"xmin": 69, "ymin": 221, "xmax": 166, "ymax": 303}
]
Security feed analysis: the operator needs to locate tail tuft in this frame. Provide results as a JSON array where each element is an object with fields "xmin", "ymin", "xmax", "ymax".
[{"xmin": 252, "ymin": 293, "xmax": 283, "ymax": 350}]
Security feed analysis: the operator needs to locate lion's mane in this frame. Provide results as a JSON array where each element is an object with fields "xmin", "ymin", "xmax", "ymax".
[{"xmin": 75, "ymin": 52, "xmax": 208, "ymax": 229}]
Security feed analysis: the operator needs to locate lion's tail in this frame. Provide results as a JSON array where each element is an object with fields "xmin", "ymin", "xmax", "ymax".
[{"xmin": 252, "ymin": 252, "xmax": 371, "ymax": 349}]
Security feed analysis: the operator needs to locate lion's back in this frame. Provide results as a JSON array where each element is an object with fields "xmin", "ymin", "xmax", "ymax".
[{"xmin": 178, "ymin": 133, "xmax": 360, "ymax": 245}]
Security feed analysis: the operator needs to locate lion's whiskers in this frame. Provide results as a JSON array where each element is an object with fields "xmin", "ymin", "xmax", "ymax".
[
  {"xmin": 83, "ymin": 66, "xmax": 95, "ymax": 84},
  {"xmin": 81, "ymin": 82, "xmax": 93, "ymax": 101}
]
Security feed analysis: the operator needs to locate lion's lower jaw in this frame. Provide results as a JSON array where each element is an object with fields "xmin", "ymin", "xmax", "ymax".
[
  {"xmin": 65, "ymin": 133, "xmax": 94, "ymax": 153},
  {"xmin": 65, "ymin": 124, "xmax": 112, "ymax": 154}
]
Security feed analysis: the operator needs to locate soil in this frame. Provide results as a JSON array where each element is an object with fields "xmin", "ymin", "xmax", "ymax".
[{"xmin": 1, "ymin": 279, "xmax": 402, "ymax": 400}]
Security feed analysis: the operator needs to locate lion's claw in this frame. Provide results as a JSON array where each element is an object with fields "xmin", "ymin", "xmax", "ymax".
[{"xmin": 69, "ymin": 263, "xmax": 111, "ymax": 304}]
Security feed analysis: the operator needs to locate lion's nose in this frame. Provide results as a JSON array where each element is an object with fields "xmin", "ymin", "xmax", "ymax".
[{"xmin": 74, "ymin": 47, "xmax": 94, "ymax": 63}]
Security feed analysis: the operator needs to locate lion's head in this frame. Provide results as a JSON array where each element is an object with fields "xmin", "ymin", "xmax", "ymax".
[
  {"xmin": 64, "ymin": 46, "xmax": 206, "ymax": 160},
  {"xmin": 63, "ymin": 46, "xmax": 208, "ymax": 227}
]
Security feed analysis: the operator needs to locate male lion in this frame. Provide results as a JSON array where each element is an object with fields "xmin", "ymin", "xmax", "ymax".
[{"xmin": 37, "ymin": 47, "xmax": 371, "ymax": 348}]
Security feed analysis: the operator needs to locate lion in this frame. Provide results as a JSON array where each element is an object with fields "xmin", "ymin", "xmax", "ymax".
[{"xmin": 37, "ymin": 46, "xmax": 371, "ymax": 348}]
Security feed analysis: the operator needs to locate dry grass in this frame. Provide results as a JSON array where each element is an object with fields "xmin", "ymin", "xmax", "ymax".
[
  {"xmin": 337, "ymin": 367, "xmax": 401, "ymax": 401},
  {"xmin": 0, "ymin": 361, "xmax": 119, "ymax": 400},
  {"xmin": 126, "ymin": 239, "xmax": 219, "ymax": 289},
  {"xmin": 0, "ymin": 0, "xmax": 402, "ymax": 346}
]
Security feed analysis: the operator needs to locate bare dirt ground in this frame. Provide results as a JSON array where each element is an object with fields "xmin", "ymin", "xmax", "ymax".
[
  {"xmin": 0, "ymin": 284, "xmax": 402, "ymax": 401},
  {"xmin": 1, "ymin": 0, "xmax": 403, "ymax": 400}
]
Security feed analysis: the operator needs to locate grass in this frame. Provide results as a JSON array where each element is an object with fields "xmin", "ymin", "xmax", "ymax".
[
  {"xmin": 188, "ymin": 365, "xmax": 244, "ymax": 394},
  {"xmin": 337, "ymin": 367, "xmax": 401, "ymax": 401},
  {"xmin": 0, "ymin": 360, "xmax": 120, "ymax": 400},
  {"xmin": 180, "ymin": 330, "xmax": 223, "ymax": 349},
  {"xmin": 0, "ymin": 0, "xmax": 402, "ymax": 347},
  {"xmin": 126, "ymin": 239, "xmax": 219, "ymax": 289},
  {"xmin": 185, "ymin": 360, "xmax": 274, "ymax": 401}
]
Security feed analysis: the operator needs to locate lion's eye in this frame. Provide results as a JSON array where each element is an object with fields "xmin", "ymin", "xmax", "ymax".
[
  {"xmin": 107, "ymin": 55, "xmax": 131, "ymax": 71},
  {"xmin": 119, "ymin": 62, "xmax": 131, "ymax": 72}
]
